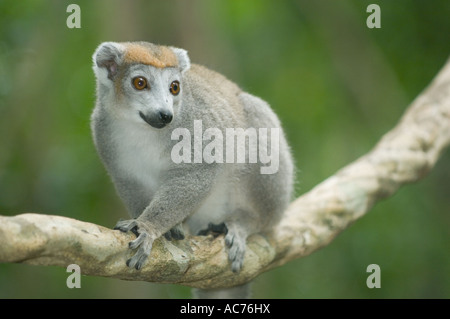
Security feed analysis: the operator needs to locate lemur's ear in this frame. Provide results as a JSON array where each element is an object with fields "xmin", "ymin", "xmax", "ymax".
[
  {"xmin": 93, "ymin": 42, "xmax": 124, "ymax": 80},
  {"xmin": 171, "ymin": 47, "xmax": 191, "ymax": 73}
]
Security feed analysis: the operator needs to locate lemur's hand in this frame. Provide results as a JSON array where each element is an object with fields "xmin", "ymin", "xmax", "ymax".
[{"xmin": 114, "ymin": 219, "xmax": 157, "ymax": 270}]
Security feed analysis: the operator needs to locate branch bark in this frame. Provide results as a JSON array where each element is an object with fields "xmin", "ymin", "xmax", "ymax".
[{"xmin": 1, "ymin": 58, "xmax": 450, "ymax": 290}]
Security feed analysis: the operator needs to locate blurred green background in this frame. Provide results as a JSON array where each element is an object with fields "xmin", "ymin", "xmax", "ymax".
[{"xmin": 0, "ymin": 0, "xmax": 449, "ymax": 298}]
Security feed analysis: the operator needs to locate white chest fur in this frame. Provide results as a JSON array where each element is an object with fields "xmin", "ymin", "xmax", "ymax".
[
  {"xmin": 185, "ymin": 171, "xmax": 232, "ymax": 234},
  {"xmin": 110, "ymin": 120, "xmax": 168, "ymax": 193}
]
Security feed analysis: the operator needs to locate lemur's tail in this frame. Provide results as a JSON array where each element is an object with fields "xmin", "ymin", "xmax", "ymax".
[{"xmin": 192, "ymin": 283, "xmax": 251, "ymax": 299}]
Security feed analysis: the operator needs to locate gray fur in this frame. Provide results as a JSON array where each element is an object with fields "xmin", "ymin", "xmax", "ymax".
[
  {"xmin": 91, "ymin": 41, "xmax": 294, "ymax": 294},
  {"xmin": 193, "ymin": 283, "xmax": 251, "ymax": 299}
]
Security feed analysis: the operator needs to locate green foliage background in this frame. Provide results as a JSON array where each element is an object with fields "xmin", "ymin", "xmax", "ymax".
[{"xmin": 0, "ymin": 0, "xmax": 449, "ymax": 298}]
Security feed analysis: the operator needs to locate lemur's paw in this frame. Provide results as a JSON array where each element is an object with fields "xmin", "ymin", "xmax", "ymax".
[
  {"xmin": 164, "ymin": 224, "xmax": 185, "ymax": 241},
  {"xmin": 224, "ymin": 226, "xmax": 247, "ymax": 273},
  {"xmin": 114, "ymin": 219, "xmax": 156, "ymax": 270}
]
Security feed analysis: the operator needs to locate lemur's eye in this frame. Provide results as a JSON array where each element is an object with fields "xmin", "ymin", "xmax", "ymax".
[
  {"xmin": 132, "ymin": 77, "xmax": 148, "ymax": 90},
  {"xmin": 170, "ymin": 80, "xmax": 180, "ymax": 95}
]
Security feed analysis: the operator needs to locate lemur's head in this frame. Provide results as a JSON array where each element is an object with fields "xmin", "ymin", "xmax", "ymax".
[{"xmin": 93, "ymin": 41, "xmax": 190, "ymax": 129}]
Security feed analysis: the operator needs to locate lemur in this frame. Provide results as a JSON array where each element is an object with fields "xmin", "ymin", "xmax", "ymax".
[{"xmin": 91, "ymin": 41, "xmax": 294, "ymax": 298}]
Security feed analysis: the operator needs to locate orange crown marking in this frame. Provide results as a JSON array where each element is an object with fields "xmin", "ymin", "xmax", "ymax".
[{"xmin": 123, "ymin": 43, "xmax": 178, "ymax": 68}]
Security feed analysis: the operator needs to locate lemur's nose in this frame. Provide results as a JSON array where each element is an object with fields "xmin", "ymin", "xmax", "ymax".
[{"xmin": 159, "ymin": 111, "xmax": 173, "ymax": 124}]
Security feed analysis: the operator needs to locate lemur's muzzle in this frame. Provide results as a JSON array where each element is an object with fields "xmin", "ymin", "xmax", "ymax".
[{"xmin": 139, "ymin": 110, "xmax": 173, "ymax": 129}]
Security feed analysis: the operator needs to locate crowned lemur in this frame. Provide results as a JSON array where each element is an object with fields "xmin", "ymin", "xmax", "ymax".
[{"xmin": 91, "ymin": 41, "xmax": 294, "ymax": 298}]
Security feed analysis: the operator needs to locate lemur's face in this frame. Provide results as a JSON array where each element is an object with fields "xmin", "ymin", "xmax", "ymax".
[
  {"xmin": 93, "ymin": 42, "xmax": 190, "ymax": 129},
  {"xmin": 119, "ymin": 64, "xmax": 182, "ymax": 128}
]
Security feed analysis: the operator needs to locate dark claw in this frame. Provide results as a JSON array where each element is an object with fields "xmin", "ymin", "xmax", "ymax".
[
  {"xmin": 231, "ymin": 261, "xmax": 243, "ymax": 273},
  {"xmin": 130, "ymin": 226, "xmax": 139, "ymax": 237},
  {"xmin": 113, "ymin": 219, "xmax": 123, "ymax": 231},
  {"xmin": 225, "ymin": 234, "xmax": 233, "ymax": 247},
  {"xmin": 114, "ymin": 219, "xmax": 138, "ymax": 233},
  {"xmin": 137, "ymin": 253, "xmax": 149, "ymax": 270}
]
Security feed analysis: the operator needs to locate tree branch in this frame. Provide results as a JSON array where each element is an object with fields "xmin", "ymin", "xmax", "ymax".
[{"xmin": 1, "ymin": 58, "xmax": 449, "ymax": 290}]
